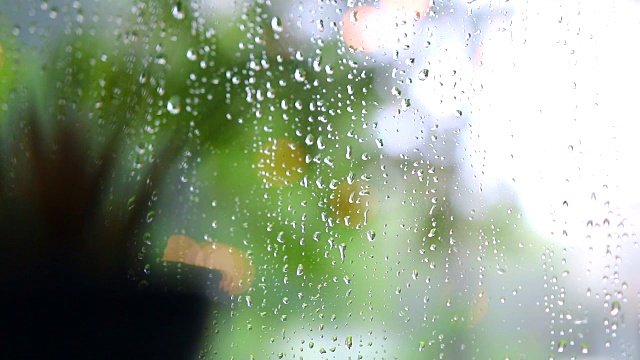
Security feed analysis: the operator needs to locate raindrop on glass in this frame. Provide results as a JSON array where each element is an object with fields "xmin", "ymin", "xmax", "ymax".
[
  {"xmin": 271, "ymin": 16, "xmax": 284, "ymax": 33},
  {"xmin": 171, "ymin": 2, "xmax": 185, "ymax": 20},
  {"xmin": 610, "ymin": 301, "xmax": 621, "ymax": 316},
  {"xmin": 418, "ymin": 68, "xmax": 429, "ymax": 81},
  {"xmin": 167, "ymin": 95, "xmax": 182, "ymax": 114}
]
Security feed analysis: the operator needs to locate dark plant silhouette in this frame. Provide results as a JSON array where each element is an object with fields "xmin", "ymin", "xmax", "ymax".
[{"xmin": 0, "ymin": 92, "xmax": 218, "ymax": 359}]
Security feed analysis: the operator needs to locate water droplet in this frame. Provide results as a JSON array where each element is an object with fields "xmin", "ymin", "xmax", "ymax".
[
  {"xmin": 345, "ymin": 335, "xmax": 353, "ymax": 349},
  {"xmin": 401, "ymin": 98, "xmax": 411, "ymax": 111},
  {"xmin": 186, "ymin": 48, "xmax": 197, "ymax": 61},
  {"xmin": 305, "ymin": 133, "xmax": 315, "ymax": 145},
  {"xmin": 418, "ymin": 68, "xmax": 429, "ymax": 80},
  {"xmin": 294, "ymin": 68, "xmax": 306, "ymax": 82},
  {"xmin": 271, "ymin": 16, "xmax": 284, "ymax": 33},
  {"xmin": 171, "ymin": 2, "xmax": 185, "ymax": 20},
  {"xmin": 375, "ymin": 138, "xmax": 384, "ymax": 148},
  {"xmin": 167, "ymin": 95, "xmax": 182, "ymax": 114},
  {"xmin": 366, "ymin": 230, "xmax": 376, "ymax": 242},
  {"xmin": 610, "ymin": 301, "xmax": 621, "ymax": 316},
  {"xmin": 296, "ymin": 264, "xmax": 304, "ymax": 276},
  {"xmin": 557, "ymin": 339, "xmax": 567, "ymax": 353}
]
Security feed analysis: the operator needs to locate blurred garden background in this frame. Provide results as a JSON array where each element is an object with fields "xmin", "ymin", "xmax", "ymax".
[{"xmin": 2, "ymin": 0, "xmax": 640, "ymax": 358}]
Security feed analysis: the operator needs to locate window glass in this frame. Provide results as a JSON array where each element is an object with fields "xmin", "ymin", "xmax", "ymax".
[{"xmin": 2, "ymin": 0, "xmax": 639, "ymax": 358}]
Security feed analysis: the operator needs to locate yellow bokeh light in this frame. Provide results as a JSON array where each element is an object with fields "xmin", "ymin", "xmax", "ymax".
[
  {"xmin": 255, "ymin": 138, "xmax": 306, "ymax": 187},
  {"xmin": 329, "ymin": 180, "xmax": 372, "ymax": 228}
]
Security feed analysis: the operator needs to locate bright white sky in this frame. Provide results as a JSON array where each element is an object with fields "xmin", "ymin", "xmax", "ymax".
[
  {"xmin": 374, "ymin": 0, "xmax": 640, "ymax": 246},
  {"xmin": 465, "ymin": 0, "xmax": 640, "ymax": 242}
]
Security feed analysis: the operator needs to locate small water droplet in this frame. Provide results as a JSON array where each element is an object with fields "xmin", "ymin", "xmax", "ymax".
[
  {"xmin": 296, "ymin": 264, "xmax": 304, "ymax": 276},
  {"xmin": 167, "ymin": 95, "xmax": 182, "ymax": 114},
  {"xmin": 610, "ymin": 301, "xmax": 621, "ymax": 316},
  {"xmin": 557, "ymin": 339, "xmax": 567, "ymax": 353},
  {"xmin": 186, "ymin": 48, "xmax": 197, "ymax": 61},
  {"xmin": 419, "ymin": 341, "xmax": 426, "ymax": 352},
  {"xmin": 418, "ymin": 68, "xmax": 429, "ymax": 80},
  {"xmin": 345, "ymin": 335, "xmax": 353, "ymax": 349},
  {"xmin": 305, "ymin": 134, "xmax": 315, "ymax": 146},
  {"xmin": 366, "ymin": 230, "xmax": 376, "ymax": 242},
  {"xmin": 401, "ymin": 98, "xmax": 411, "ymax": 111},
  {"xmin": 171, "ymin": 2, "xmax": 185, "ymax": 20},
  {"xmin": 294, "ymin": 68, "xmax": 306, "ymax": 82}
]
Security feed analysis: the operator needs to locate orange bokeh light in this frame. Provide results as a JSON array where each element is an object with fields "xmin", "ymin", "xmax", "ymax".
[
  {"xmin": 381, "ymin": 0, "xmax": 431, "ymax": 20},
  {"xmin": 162, "ymin": 234, "xmax": 254, "ymax": 296},
  {"xmin": 341, "ymin": 5, "xmax": 383, "ymax": 52}
]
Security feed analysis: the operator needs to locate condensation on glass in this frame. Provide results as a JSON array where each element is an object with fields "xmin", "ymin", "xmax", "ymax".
[{"xmin": 1, "ymin": 0, "xmax": 639, "ymax": 358}]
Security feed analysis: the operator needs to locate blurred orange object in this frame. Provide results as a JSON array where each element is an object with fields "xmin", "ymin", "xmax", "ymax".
[
  {"xmin": 162, "ymin": 235, "xmax": 254, "ymax": 296},
  {"xmin": 341, "ymin": 6, "xmax": 383, "ymax": 52}
]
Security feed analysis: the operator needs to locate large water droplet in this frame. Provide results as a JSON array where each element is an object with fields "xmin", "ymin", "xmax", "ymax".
[{"xmin": 271, "ymin": 16, "xmax": 284, "ymax": 33}]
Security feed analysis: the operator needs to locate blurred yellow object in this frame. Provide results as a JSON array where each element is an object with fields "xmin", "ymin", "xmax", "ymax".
[
  {"xmin": 469, "ymin": 288, "xmax": 489, "ymax": 325},
  {"xmin": 329, "ymin": 179, "xmax": 372, "ymax": 228},
  {"xmin": 255, "ymin": 138, "xmax": 306, "ymax": 187},
  {"xmin": 162, "ymin": 235, "xmax": 254, "ymax": 296}
]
